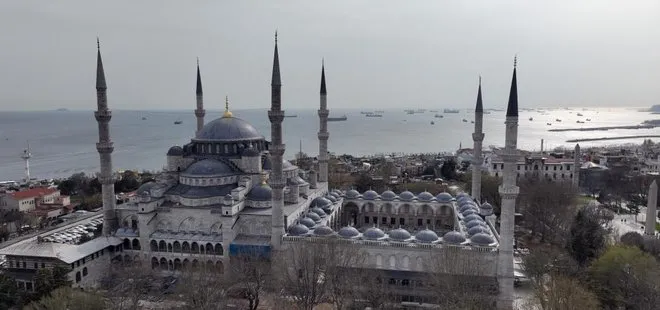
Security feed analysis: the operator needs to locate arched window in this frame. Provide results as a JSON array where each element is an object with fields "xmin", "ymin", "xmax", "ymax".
[
  {"xmin": 132, "ymin": 239, "xmax": 140, "ymax": 250},
  {"xmin": 182, "ymin": 242, "xmax": 190, "ymax": 253},
  {"xmin": 167, "ymin": 243, "xmax": 173, "ymax": 252},
  {"xmin": 75, "ymin": 272, "xmax": 81, "ymax": 283},
  {"xmin": 206, "ymin": 243, "xmax": 213, "ymax": 253},
  {"xmin": 82, "ymin": 267, "xmax": 88, "ymax": 276},
  {"xmin": 173, "ymin": 241, "xmax": 181, "ymax": 252},
  {"xmin": 174, "ymin": 259, "xmax": 182, "ymax": 270},
  {"xmin": 150, "ymin": 240, "xmax": 158, "ymax": 251},
  {"xmin": 375, "ymin": 254, "xmax": 383, "ymax": 267},
  {"xmin": 123, "ymin": 238, "xmax": 131, "ymax": 249},
  {"xmin": 215, "ymin": 244, "xmax": 223, "ymax": 255},
  {"xmin": 151, "ymin": 257, "xmax": 158, "ymax": 269},
  {"xmin": 158, "ymin": 240, "xmax": 166, "ymax": 251},
  {"xmin": 389, "ymin": 255, "xmax": 396, "ymax": 268},
  {"xmin": 191, "ymin": 242, "xmax": 199, "ymax": 253}
]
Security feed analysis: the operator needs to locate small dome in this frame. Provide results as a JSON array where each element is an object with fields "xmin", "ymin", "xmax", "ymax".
[
  {"xmin": 167, "ymin": 146, "xmax": 184, "ymax": 156},
  {"xmin": 399, "ymin": 191, "xmax": 415, "ymax": 201},
  {"xmin": 480, "ymin": 202, "xmax": 494, "ymax": 216},
  {"xmin": 417, "ymin": 191, "xmax": 434, "ymax": 202},
  {"xmin": 306, "ymin": 213, "xmax": 321, "ymax": 223},
  {"xmin": 183, "ymin": 159, "xmax": 236, "ymax": 176},
  {"xmin": 456, "ymin": 192, "xmax": 470, "ymax": 199},
  {"xmin": 241, "ymin": 146, "xmax": 260, "ymax": 157},
  {"xmin": 310, "ymin": 197, "xmax": 332, "ymax": 209},
  {"xmin": 247, "ymin": 184, "xmax": 272, "ymax": 201},
  {"xmin": 459, "ymin": 203, "xmax": 479, "ymax": 213},
  {"xmin": 325, "ymin": 195, "xmax": 337, "ymax": 203},
  {"xmin": 443, "ymin": 231, "xmax": 467, "ymax": 244},
  {"xmin": 363, "ymin": 227, "xmax": 386, "ymax": 240},
  {"xmin": 415, "ymin": 229, "xmax": 439, "ymax": 243},
  {"xmin": 363, "ymin": 190, "xmax": 379, "ymax": 200},
  {"xmin": 345, "ymin": 189, "xmax": 361, "ymax": 199},
  {"xmin": 136, "ymin": 182, "xmax": 156, "ymax": 196},
  {"xmin": 289, "ymin": 224, "xmax": 309, "ymax": 236},
  {"xmin": 436, "ymin": 192, "xmax": 453, "ymax": 202},
  {"xmin": 388, "ymin": 228, "xmax": 412, "ymax": 241},
  {"xmin": 331, "ymin": 190, "xmax": 343, "ymax": 196},
  {"xmin": 311, "ymin": 207, "xmax": 327, "ymax": 218},
  {"xmin": 470, "ymin": 233, "xmax": 496, "ymax": 246},
  {"xmin": 313, "ymin": 225, "xmax": 334, "ymax": 236},
  {"xmin": 467, "ymin": 226, "xmax": 488, "ymax": 236},
  {"xmin": 300, "ymin": 217, "xmax": 316, "ymax": 228},
  {"xmin": 380, "ymin": 190, "xmax": 397, "ymax": 201},
  {"xmin": 462, "ymin": 209, "xmax": 478, "ymax": 217},
  {"xmin": 466, "ymin": 219, "xmax": 487, "ymax": 229},
  {"xmin": 458, "ymin": 196, "xmax": 474, "ymax": 205},
  {"xmin": 338, "ymin": 226, "xmax": 360, "ymax": 238},
  {"xmin": 463, "ymin": 214, "xmax": 482, "ymax": 223}
]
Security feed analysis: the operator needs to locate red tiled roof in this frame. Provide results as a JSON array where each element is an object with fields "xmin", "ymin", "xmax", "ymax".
[{"xmin": 10, "ymin": 187, "xmax": 58, "ymax": 200}]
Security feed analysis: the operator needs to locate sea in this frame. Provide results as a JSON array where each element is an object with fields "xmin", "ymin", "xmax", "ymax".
[{"xmin": 0, "ymin": 107, "xmax": 657, "ymax": 181}]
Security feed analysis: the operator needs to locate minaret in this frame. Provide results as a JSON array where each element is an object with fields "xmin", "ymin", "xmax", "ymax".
[
  {"xmin": 497, "ymin": 57, "xmax": 519, "ymax": 310},
  {"xmin": 20, "ymin": 142, "xmax": 31, "ymax": 183},
  {"xmin": 94, "ymin": 39, "xmax": 118, "ymax": 236},
  {"xmin": 268, "ymin": 33, "xmax": 286, "ymax": 249},
  {"xmin": 195, "ymin": 58, "xmax": 205, "ymax": 135},
  {"xmin": 471, "ymin": 77, "xmax": 484, "ymax": 202},
  {"xmin": 573, "ymin": 144, "xmax": 580, "ymax": 188},
  {"xmin": 645, "ymin": 180, "xmax": 657, "ymax": 237},
  {"xmin": 318, "ymin": 60, "xmax": 329, "ymax": 183}
]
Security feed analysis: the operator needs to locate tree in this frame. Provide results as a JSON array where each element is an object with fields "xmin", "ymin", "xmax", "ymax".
[
  {"xmin": 57, "ymin": 179, "xmax": 77, "ymax": 196},
  {"xmin": 33, "ymin": 265, "xmax": 72, "ymax": 300},
  {"xmin": 620, "ymin": 231, "xmax": 644, "ymax": 248},
  {"xmin": 643, "ymin": 238, "xmax": 660, "ymax": 259},
  {"xmin": 227, "ymin": 254, "xmax": 271, "ymax": 310},
  {"xmin": 589, "ymin": 245, "xmax": 660, "ymax": 309},
  {"xmin": 567, "ymin": 206, "xmax": 612, "ymax": 267},
  {"xmin": 0, "ymin": 274, "xmax": 18, "ymax": 309},
  {"xmin": 440, "ymin": 158, "xmax": 458, "ymax": 180},
  {"xmin": 353, "ymin": 173, "xmax": 374, "ymax": 193},
  {"xmin": 518, "ymin": 179, "xmax": 577, "ymax": 244},
  {"xmin": 24, "ymin": 287, "xmax": 105, "ymax": 310},
  {"xmin": 176, "ymin": 263, "xmax": 228, "ymax": 310},
  {"xmin": 525, "ymin": 275, "xmax": 600, "ymax": 310},
  {"xmin": 101, "ymin": 262, "xmax": 162, "ymax": 310}
]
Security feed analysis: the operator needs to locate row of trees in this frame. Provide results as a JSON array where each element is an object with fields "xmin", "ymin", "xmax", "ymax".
[
  {"xmin": 57, "ymin": 171, "xmax": 150, "ymax": 197},
  {"xmin": 0, "ymin": 265, "xmax": 72, "ymax": 309}
]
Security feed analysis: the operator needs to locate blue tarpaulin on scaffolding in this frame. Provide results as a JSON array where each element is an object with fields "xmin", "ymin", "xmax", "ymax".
[{"xmin": 229, "ymin": 235, "xmax": 271, "ymax": 258}]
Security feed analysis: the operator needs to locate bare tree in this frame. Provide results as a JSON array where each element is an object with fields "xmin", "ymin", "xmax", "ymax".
[
  {"xmin": 226, "ymin": 254, "xmax": 271, "ymax": 310},
  {"xmin": 101, "ymin": 261, "xmax": 164, "ymax": 310},
  {"xmin": 24, "ymin": 287, "xmax": 106, "ymax": 310},
  {"xmin": 518, "ymin": 179, "xmax": 577, "ymax": 244},
  {"xmin": 320, "ymin": 241, "xmax": 368, "ymax": 310},
  {"xmin": 175, "ymin": 262, "xmax": 228, "ymax": 310},
  {"xmin": 522, "ymin": 275, "xmax": 600, "ymax": 310}
]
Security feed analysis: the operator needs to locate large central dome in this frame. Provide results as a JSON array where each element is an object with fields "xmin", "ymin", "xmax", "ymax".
[{"xmin": 195, "ymin": 116, "xmax": 264, "ymax": 142}]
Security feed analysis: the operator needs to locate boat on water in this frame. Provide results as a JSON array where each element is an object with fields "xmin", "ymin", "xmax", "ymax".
[
  {"xmin": 529, "ymin": 117, "xmax": 533, "ymax": 121},
  {"xmin": 366, "ymin": 113, "xmax": 383, "ymax": 118},
  {"xmin": 462, "ymin": 119, "xmax": 468, "ymax": 122},
  {"xmin": 576, "ymin": 113, "xmax": 583, "ymax": 116},
  {"xmin": 444, "ymin": 109, "xmax": 460, "ymax": 113},
  {"xmin": 555, "ymin": 119, "xmax": 562, "ymax": 122},
  {"xmin": 174, "ymin": 120, "xmax": 182, "ymax": 125},
  {"xmin": 546, "ymin": 123, "xmax": 552, "ymax": 126},
  {"xmin": 471, "ymin": 120, "xmax": 475, "ymax": 124},
  {"xmin": 430, "ymin": 121, "xmax": 435, "ymax": 125},
  {"xmin": 434, "ymin": 114, "xmax": 444, "ymax": 118},
  {"xmin": 429, "ymin": 110, "xmax": 439, "ymax": 112},
  {"xmin": 327, "ymin": 115, "xmax": 348, "ymax": 122},
  {"xmin": 586, "ymin": 118, "xmax": 591, "ymax": 121},
  {"xmin": 284, "ymin": 114, "xmax": 298, "ymax": 118},
  {"xmin": 142, "ymin": 117, "xmax": 147, "ymax": 120},
  {"xmin": 576, "ymin": 120, "xmax": 585, "ymax": 124},
  {"xmin": 406, "ymin": 111, "xmax": 415, "ymax": 115}
]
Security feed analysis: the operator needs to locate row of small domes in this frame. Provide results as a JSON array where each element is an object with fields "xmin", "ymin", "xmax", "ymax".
[
  {"xmin": 287, "ymin": 225, "xmax": 496, "ymax": 246},
  {"xmin": 344, "ymin": 190, "xmax": 454, "ymax": 202}
]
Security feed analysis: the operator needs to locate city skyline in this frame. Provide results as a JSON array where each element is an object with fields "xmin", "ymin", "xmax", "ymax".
[{"xmin": 0, "ymin": 1, "xmax": 659, "ymax": 111}]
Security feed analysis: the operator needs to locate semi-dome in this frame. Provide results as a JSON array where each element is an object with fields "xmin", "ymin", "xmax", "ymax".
[
  {"xmin": 247, "ymin": 184, "xmax": 272, "ymax": 201},
  {"xmin": 415, "ymin": 229, "xmax": 439, "ymax": 243},
  {"xmin": 470, "ymin": 233, "xmax": 496, "ymax": 246},
  {"xmin": 183, "ymin": 159, "xmax": 236, "ymax": 176},
  {"xmin": 310, "ymin": 197, "xmax": 332, "ymax": 209},
  {"xmin": 399, "ymin": 191, "xmax": 415, "ymax": 201},
  {"xmin": 305, "ymin": 213, "xmax": 321, "ymax": 223},
  {"xmin": 443, "ymin": 231, "xmax": 467, "ymax": 244},
  {"xmin": 345, "ymin": 190, "xmax": 361, "ymax": 199},
  {"xmin": 313, "ymin": 225, "xmax": 334, "ymax": 236},
  {"xmin": 289, "ymin": 224, "xmax": 309, "ymax": 236},
  {"xmin": 311, "ymin": 207, "xmax": 327, "ymax": 218},
  {"xmin": 167, "ymin": 146, "xmax": 184, "ymax": 156},
  {"xmin": 388, "ymin": 228, "xmax": 412, "ymax": 241},
  {"xmin": 417, "ymin": 191, "xmax": 434, "ymax": 202},
  {"xmin": 467, "ymin": 226, "xmax": 488, "ymax": 236},
  {"xmin": 136, "ymin": 182, "xmax": 157, "ymax": 196},
  {"xmin": 380, "ymin": 190, "xmax": 397, "ymax": 201},
  {"xmin": 195, "ymin": 116, "xmax": 264, "ymax": 141},
  {"xmin": 338, "ymin": 226, "xmax": 360, "ymax": 238},
  {"xmin": 466, "ymin": 219, "xmax": 487, "ymax": 229},
  {"xmin": 363, "ymin": 227, "xmax": 386, "ymax": 240},
  {"xmin": 436, "ymin": 192, "xmax": 453, "ymax": 202},
  {"xmin": 363, "ymin": 190, "xmax": 379, "ymax": 200},
  {"xmin": 300, "ymin": 217, "xmax": 316, "ymax": 228},
  {"xmin": 463, "ymin": 214, "xmax": 482, "ymax": 223}
]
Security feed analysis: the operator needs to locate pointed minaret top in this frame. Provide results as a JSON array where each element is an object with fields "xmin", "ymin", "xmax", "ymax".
[
  {"xmin": 506, "ymin": 56, "xmax": 518, "ymax": 117},
  {"xmin": 96, "ymin": 38, "xmax": 107, "ymax": 91},
  {"xmin": 271, "ymin": 32, "xmax": 281, "ymax": 86},
  {"xmin": 320, "ymin": 60, "xmax": 327, "ymax": 95},
  {"xmin": 196, "ymin": 58, "xmax": 203, "ymax": 95},
  {"xmin": 475, "ymin": 76, "xmax": 483, "ymax": 113}
]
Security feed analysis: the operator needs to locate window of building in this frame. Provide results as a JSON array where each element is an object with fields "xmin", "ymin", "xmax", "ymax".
[
  {"xmin": 364, "ymin": 216, "xmax": 369, "ymax": 224},
  {"xmin": 493, "ymin": 164, "xmax": 497, "ymax": 169},
  {"xmin": 501, "ymin": 164, "xmax": 504, "ymax": 169},
  {"xmin": 560, "ymin": 166, "xmax": 563, "ymax": 170},
  {"xmin": 22, "ymin": 262, "xmax": 26, "ymax": 269},
  {"xmin": 34, "ymin": 262, "xmax": 38, "ymax": 269},
  {"xmin": 373, "ymin": 217, "xmax": 377, "ymax": 224},
  {"xmin": 400, "ymin": 218, "xmax": 405, "ymax": 225},
  {"xmin": 390, "ymin": 218, "xmax": 395, "ymax": 225},
  {"xmin": 75, "ymin": 272, "xmax": 81, "ymax": 283},
  {"xmin": 83, "ymin": 267, "xmax": 88, "ymax": 276},
  {"xmin": 41, "ymin": 263, "xmax": 45, "ymax": 268},
  {"xmin": 9, "ymin": 261, "xmax": 13, "ymax": 268},
  {"xmin": 26, "ymin": 282, "xmax": 33, "ymax": 291},
  {"xmin": 382, "ymin": 217, "xmax": 387, "ymax": 224},
  {"xmin": 417, "ymin": 219, "xmax": 423, "ymax": 226},
  {"xmin": 553, "ymin": 166, "xmax": 557, "ymax": 171},
  {"xmin": 517, "ymin": 165, "xmax": 520, "ymax": 171},
  {"xmin": 545, "ymin": 166, "xmax": 549, "ymax": 171},
  {"xmin": 76, "ymin": 261, "xmax": 80, "ymax": 267}
]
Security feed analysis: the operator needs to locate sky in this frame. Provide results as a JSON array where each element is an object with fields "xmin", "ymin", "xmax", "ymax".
[{"xmin": 0, "ymin": 0, "xmax": 658, "ymax": 111}]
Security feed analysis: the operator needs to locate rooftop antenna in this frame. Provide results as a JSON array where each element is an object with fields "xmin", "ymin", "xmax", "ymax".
[{"xmin": 20, "ymin": 141, "xmax": 32, "ymax": 183}]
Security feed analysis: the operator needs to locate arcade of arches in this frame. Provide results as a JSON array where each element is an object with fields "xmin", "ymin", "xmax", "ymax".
[{"xmin": 340, "ymin": 202, "xmax": 456, "ymax": 233}]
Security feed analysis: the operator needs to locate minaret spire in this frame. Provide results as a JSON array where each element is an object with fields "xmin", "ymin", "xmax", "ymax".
[
  {"xmin": 318, "ymin": 60, "xmax": 329, "ymax": 183},
  {"xmin": 94, "ymin": 39, "xmax": 117, "ymax": 236},
  {"xmin": 497, "ymin": 57, "xmax": 520, "ymax": 310},
  {"xmin": 269, "ymin": 32, "xmax": 286, "ymax": 250},
  {"xmin": 194, "ymin": 58, "xmax": 206, "ymax": 135},
  {"xmin": 471, "ymin": 76, "xmax": 484, "ymax": 201}
]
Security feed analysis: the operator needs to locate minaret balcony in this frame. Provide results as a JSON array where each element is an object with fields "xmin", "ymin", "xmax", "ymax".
[
  {"xmin": 472, "ymin": 133, "xmax": 484, "ymax": 142},
  {"xmin": 498, "ymin": 185, "xmax": 520, "ymax": 198},
  {"xmin": 268, "ymin": 110, "xmax": 284, "ymax": 122},
  {"xmin": 96, "ymin": 142, "xmax": 114, "ymax": 154},
  {"xmin": 317, "ymin": 132, "xmax": 329, "ymax": 140},
  {"xmin": 98, "ymin": 175, "xmax": 116, "ymax": 184},
  {"xmin": 94, "ymin": 110, "xmax": 112, "ymax": 122},
  {"xmin": 317, "ymin": 110, "xmax": 329, "ymax": 118},
  {"xmin": 194, "ymin": 109, "xmax": 206, "ymax": 117}
]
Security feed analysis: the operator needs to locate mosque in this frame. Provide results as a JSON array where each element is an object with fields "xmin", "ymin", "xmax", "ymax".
[{"xmin": 1, "ymin": 36, "xmax": 521, "ymax": 309}]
